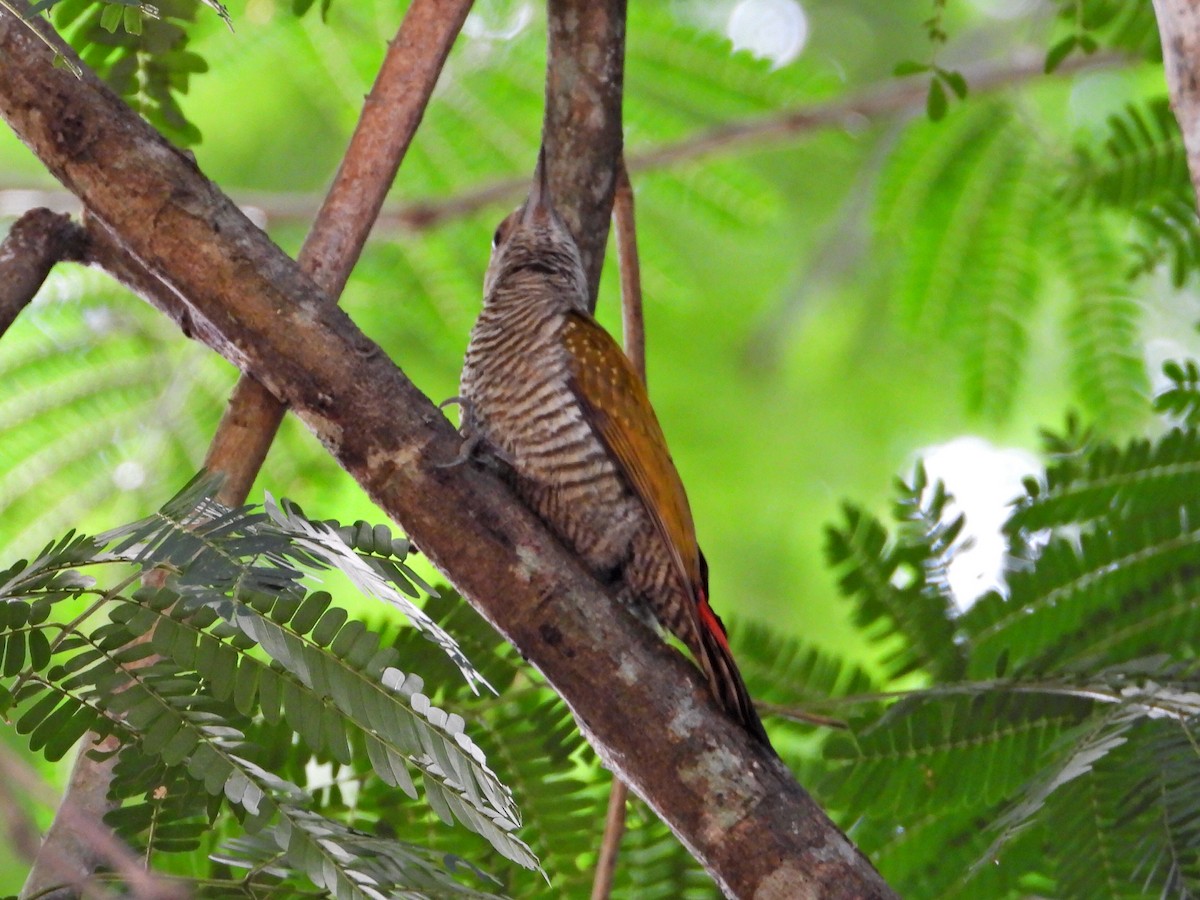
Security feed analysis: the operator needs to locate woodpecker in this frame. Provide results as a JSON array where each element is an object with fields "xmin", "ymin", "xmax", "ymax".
[{"xmin": 459, "ymin": 150, "xmax": 768, "ymax": 743}]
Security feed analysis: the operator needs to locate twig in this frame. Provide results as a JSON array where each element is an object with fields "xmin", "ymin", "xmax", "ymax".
[
  {"xmin": 739, "ymin": 128, "xmax": 896, "ymax": 372},
  {"xmin": 0, "ymin": 49, "xmax": 1128, "ymax": 242},
  {"xmin": 613, "ymin": 159, "xmax": 645, "ymax": 385},
  {"xmin": 754, "ymin": 702, "xmax": 849, "ymax": 729},
  {"xmin": 383, "ymin": 47, "xmax": 1129, "ymax": 232},
  {"xmin": 16, "ymin": 0, "xmax": 476, "ymax": 894},
  {"xmin": 590, "ymin": 780, "xmax": 629, "ymax": 900},
  {"xmin": 415, "ymin": 52, "xmax": 1123, "ymax": 235},
  {"xmin": 0, "ymin": 743, "xmax": 49, "ymax": 862},
  {"xmin": 0, "ymin": 208, "xmax": 84, "ymax": 340}
]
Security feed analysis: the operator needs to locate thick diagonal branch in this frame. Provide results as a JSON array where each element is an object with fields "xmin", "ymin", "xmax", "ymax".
[
  {"xmin": 0, "ymin": 8, "xmax": 895, "ymax": 897},
  {"xmin": 16, "ymin": 2, "xmax": 474, "ymax": 898}
]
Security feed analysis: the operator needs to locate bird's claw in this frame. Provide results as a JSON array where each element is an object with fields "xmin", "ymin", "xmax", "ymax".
[
  {"xmin": 435, "ymin": 432, "xmax": 481, "ymax": 469},
  {"xmin": 434, "ymin": 396, "xmax": 516, "ymax": 470}
]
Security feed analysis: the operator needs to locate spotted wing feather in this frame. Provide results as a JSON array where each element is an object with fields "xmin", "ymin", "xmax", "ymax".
[
  {"xmin": 561, "ymin": 312, "xmax": 769, "ymax": 742},
  {"xmin": 561, "ymin": 311, "xmax": 702, "ymax": 594}
]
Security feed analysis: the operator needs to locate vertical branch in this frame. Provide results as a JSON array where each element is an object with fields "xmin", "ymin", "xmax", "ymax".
[
  {"xmin": 590, "ymin": 781, "xmax": 629, "ymax": 900},
  {"xmin": 613, "ymin": 159, "xmax": 645, "ymax": 383},
  {"xmin": 543, "ymin": 0, "xmax": 627, "ymax": 310},
  {"xmin": 19, "ymin": 1, "xmax": 474, "ymax": 894},
  {"xmin": 590, "ymin": 156, "xmax": 642, "ymax": 900},
  {"xmin": 1154, "ymin": 1, "xmax": 1200, "ymax": 208}
]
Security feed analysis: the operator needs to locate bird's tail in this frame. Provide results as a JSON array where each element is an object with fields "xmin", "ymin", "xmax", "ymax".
[{"xmin": 695, "ymin": 594, "xmax": 771, "ymax": 745}]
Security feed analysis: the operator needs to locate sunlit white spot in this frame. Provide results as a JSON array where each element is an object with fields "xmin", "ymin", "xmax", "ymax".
[
  {"xmin": 727, "ymin": 0, "xmax": 808, "ymax": 68},
  {"xmin": 1142, "ymin": 282, "xmax": 1200, "ymax": 396},
  {"xmin": 1146, "ymin": 338, "xmax": 1190, "ymax": 395},
  {"xmin": 890, "ymin": 560, "xmax": 919, "ymax": 592},
  {"xmin": 305, "ymin": 758, "xmax": 334, "ymax": 790},
  {"xmin": 112, "ymin": 460, "xmax": 147, "ymax": 491},
  {"xmin": 464, "ymin": 2, "xmax": 533, "ymax": 41},
  {"xmin": 83, "ymin": 305, "xmax": 115, "ymax": 335},
  {"xmin": 920, "ymin": 436, "xmax": 1040, "ymax": 610}
]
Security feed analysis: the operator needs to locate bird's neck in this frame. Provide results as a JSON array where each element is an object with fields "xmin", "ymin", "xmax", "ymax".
[{"xmin": 482, "ymin": 274, "xmax": 586, "ymax": 317}]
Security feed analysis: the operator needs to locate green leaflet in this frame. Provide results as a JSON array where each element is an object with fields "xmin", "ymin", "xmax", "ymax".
[
  {"xmin": 823, "ymin": 388, "xmax": 1200, "ymax": 897},
  {"xmin": 0, "ymin": 476, "xmax": 529, "ymax": 896},
  {"xmin": 824, "ymin": 465, "xmax": 963, "ymax": 681}
]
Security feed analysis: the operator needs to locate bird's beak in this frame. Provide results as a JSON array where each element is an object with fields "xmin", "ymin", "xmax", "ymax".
[{"xmin": 522, "ymin": 145, "xmax": 553, "ymax": 225}]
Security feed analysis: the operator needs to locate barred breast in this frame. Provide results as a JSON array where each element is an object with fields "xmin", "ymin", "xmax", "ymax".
[{"xmin": 461, "ymin": 290, "xmax": 646, "ymax": 579}]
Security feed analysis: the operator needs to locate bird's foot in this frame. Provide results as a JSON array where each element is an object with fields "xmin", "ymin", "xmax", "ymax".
[
  {"xmin": 435, "ymin": 430, "xmax": 518, "ymax": 472},
  {"xmin": 435, "ymin": 431, "xmax": 483, "ymax": 469},
  {"xmin": 434, "ymin": 396, "xmax": 516, "ymax": 470}
]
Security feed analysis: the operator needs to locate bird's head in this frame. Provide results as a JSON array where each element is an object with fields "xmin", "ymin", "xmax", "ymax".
[{"xmin": 483, "ymin": 147, "xmax": 588, "ymax": 304}]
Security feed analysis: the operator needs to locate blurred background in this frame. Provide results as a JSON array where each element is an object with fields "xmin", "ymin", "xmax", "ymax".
[{"xmin": 0, "ymin": 0, "xmax": 1180, "ymax": 891}]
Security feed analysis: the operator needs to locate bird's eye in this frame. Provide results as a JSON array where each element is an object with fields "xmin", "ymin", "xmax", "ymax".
[{"xmin": 491, "ymin": 212, "xmax": 520, "ymax": 250}]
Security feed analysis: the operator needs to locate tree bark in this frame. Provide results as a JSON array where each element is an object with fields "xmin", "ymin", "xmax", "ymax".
[
  {"xmin": 0, "ymin": 6, "xmax": 895, "ymax": 897},
  {"xmin": 17, "ymin": 1, "xmax": 475, "ymax": 897},
  {"xmin": 0, "ymin": 208, "xmax": 83, "ymax": 339},
  {"xmin": 544, "ymin": 0, "xmax": 626, "ymax": 309},
  {"xmin": 1155, "ymin": 1, "xmax": 1200, "ymax": 208}
]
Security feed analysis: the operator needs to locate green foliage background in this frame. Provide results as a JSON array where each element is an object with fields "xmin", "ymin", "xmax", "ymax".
[{"xmin": 4, "ymin": 0, "xmax": 1200, "ymax": 896}]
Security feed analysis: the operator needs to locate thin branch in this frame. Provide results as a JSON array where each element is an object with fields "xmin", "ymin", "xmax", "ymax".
[
  {"xmin": 0, "ymin": 0, "xmax": 80, "ymax": 75},
  {"xmin": 387, "ymin": 46, "xmax": 1129, "ymax": 232},
  {"xmin": 0, "ymin": 9, "xmax": 894, "ymax": 895},
  {"xmin": 590, "ymin": 155, "xmax": 642, "ymax": 900},
  {"xmin": 297, "ymin": 3, "xmax": 474, "ymax": 299},
  {"xmin": 630, "ymin": 50, "xmax": 1126, "ymax": 170},
  {"xmin": 0, "ymin": 207, "xmax": 84, "ymax": 339},
  {"xmin": 739, "ymin": 128, "xmax": 896, "ymax": 373},
  {"xmin": 0, "ymin": 49, "xmax": 1128, "ymax": 241},
  {"xmin": 0, "ymin": 743, "xmax": 48, "ymax": 863},
  {"xmin": 590, "ymin": 781, "xmax": 628, "ymax": 900},
  {"xmin": 361, "ymin": 49, "xmax": 1119, "ymax": 235},
  {"xmin": 768, "ymin": 677, "xmax": 1200, "ymax": 722},
  {"xmin": 613, "ymin": 159, "xmax": 645, "ymax": 385}
]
